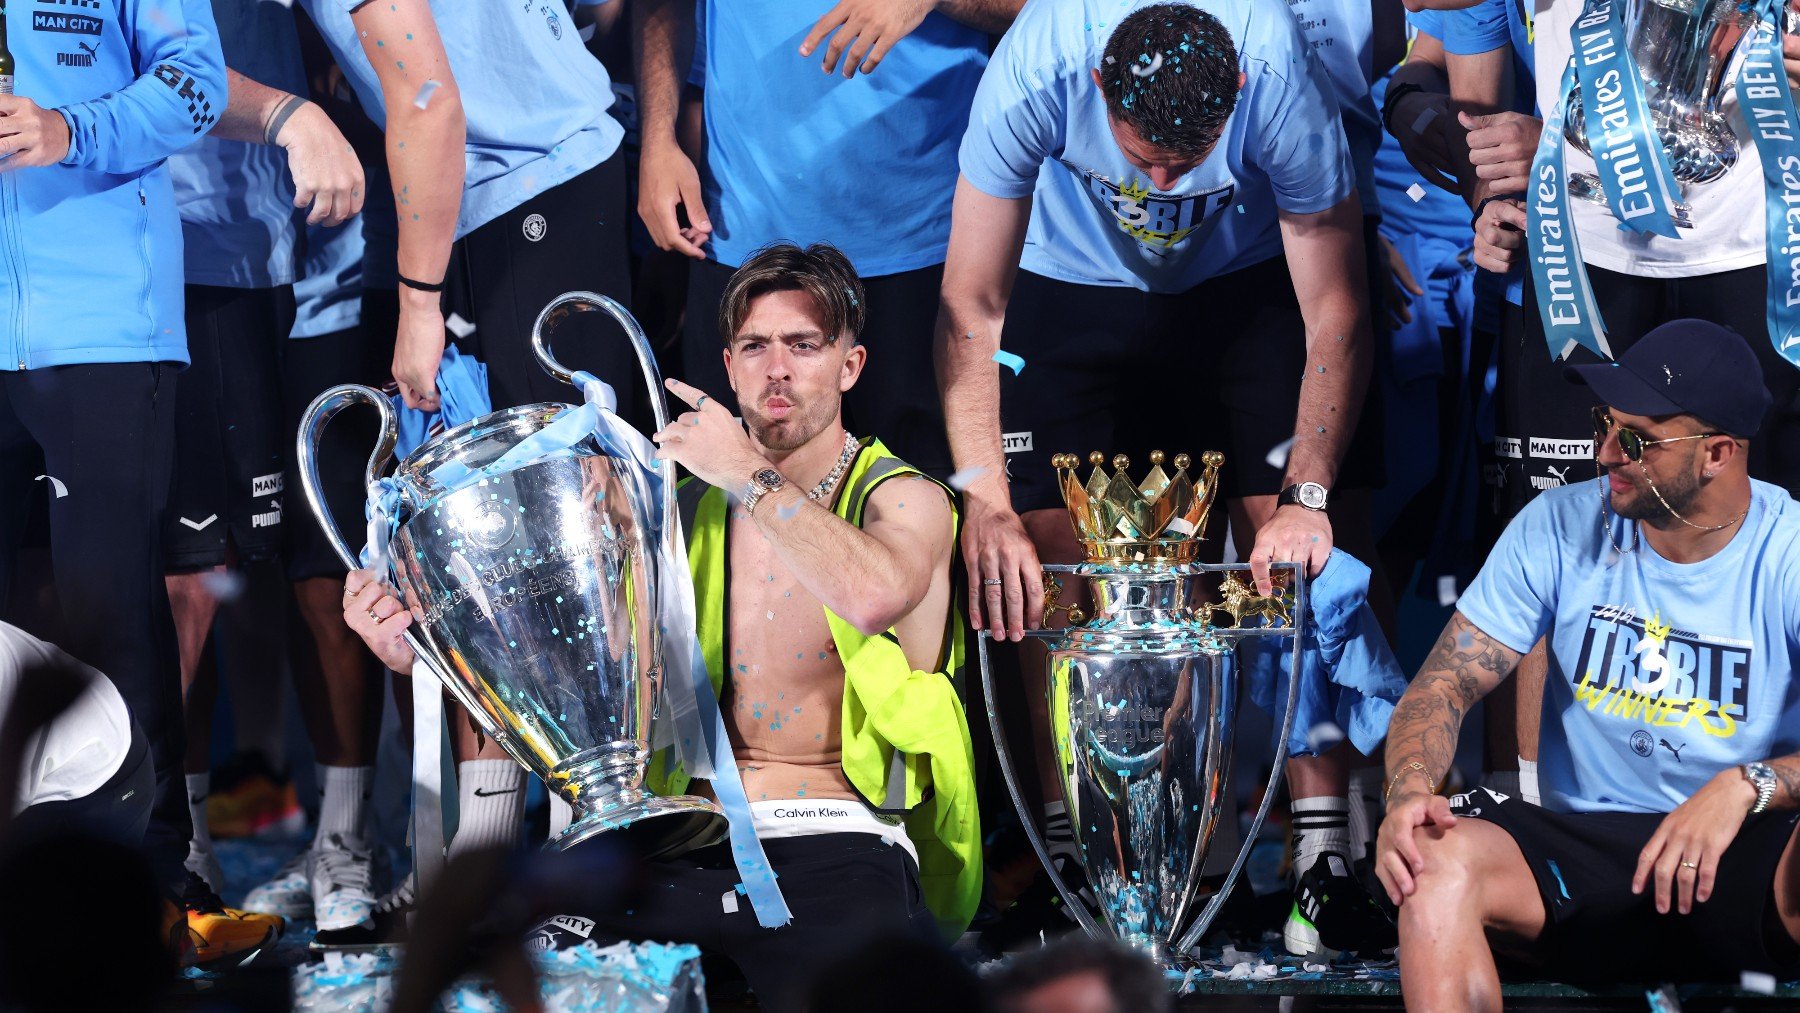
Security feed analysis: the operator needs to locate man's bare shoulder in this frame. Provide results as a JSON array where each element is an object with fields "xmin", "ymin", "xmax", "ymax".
[{"xmin": 860, "ymin": 474, "xmax": 955, "ymax": 549}]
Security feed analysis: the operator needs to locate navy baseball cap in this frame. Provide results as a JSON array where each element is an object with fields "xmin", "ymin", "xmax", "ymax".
[{"xmin": 1563, "ymin": 319, "xmax": 1772, "ymax": 438}]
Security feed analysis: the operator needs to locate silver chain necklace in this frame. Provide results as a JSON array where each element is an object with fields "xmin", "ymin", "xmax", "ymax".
[{"xmin": 806, "ymin": 432, "xmax": 859, "ymax": 502}]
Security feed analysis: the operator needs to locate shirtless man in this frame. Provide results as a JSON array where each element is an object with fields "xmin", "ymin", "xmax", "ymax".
[{"xmin": 344, "ymin": 243, "xmax": 979, "ymax": 1010}]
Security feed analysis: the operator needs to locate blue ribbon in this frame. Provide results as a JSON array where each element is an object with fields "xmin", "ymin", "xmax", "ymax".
[
  {"xmin": 1737, "ymin": 0, "xmax": 1800, "ymax": 368},
  {"xmin": 1530, "ymin": 62, "xmax": 1615, "ymax": 360},
  {"xmin": 1569, "ymin": 0, "xmax": 1683, "ymax": 237}
]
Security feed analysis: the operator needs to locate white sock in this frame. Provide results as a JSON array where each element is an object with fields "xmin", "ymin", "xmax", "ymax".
[
  {"xmin": 449, "ymin": 760, "xmax": 526, "ymax": 857},
  {"xmin": 1292, "ymin": 796, "xmax": 1350, "ymax": 875},
  {"xmin": 548, "ymin": 794, "xmax": 574, "ymax": 841},
  {"xmin": 1042, "ymin": 800, "xmax": 1078, "ymax": 866},
  {"xmin": 1346, "ymin": 768, "xmax": 1384, "ymax": 865},
  {"xmin": 185, "ymin": 772, "xmax": 213, "ymax": 850},
  {"xmin": 314, "ymin": 764, "xmax": 374, "ymax": 849},
  {"xmin": 1519, "ymin": 758, "xmax": 1541, "ymax": 806}
]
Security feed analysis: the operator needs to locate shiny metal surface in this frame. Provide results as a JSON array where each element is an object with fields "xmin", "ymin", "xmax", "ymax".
[
  {"xmin": 296, "ymin": 293, "xmax": 725, "ymax": 859},
  {"xmin": 1565, "ymin": 0, "xmax": 1756, "ymax": 207},
  {"xmin": 979, "ymin": 561, "xmax": 1306, "ymax": 969}
]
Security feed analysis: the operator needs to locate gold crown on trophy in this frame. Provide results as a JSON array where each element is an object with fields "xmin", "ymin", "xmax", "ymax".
[{"xmin": 1052, "ymin": 449, "xmax": 1225, "ymax": 564}]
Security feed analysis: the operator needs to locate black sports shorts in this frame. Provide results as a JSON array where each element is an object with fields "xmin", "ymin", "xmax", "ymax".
[
  {"xmin": 1493, "ymin": 263, "xmax": 1800, "ymax": 522},
  {"xmin": 1450, "ymin": 785, "xmax": 1800, "ymax": 984},
  {"xmin": 995, "ymin": 254, "xmax": 1384, "ymax": 515},
  {"xmin": 164, "ymin": 284, "xmax": 295, "ymax": 571}
]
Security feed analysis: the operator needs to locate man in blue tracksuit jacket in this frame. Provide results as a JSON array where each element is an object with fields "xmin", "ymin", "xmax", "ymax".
[{"xmin": 0, "ymin": 0, "xmax": 226, "ymax": 900}]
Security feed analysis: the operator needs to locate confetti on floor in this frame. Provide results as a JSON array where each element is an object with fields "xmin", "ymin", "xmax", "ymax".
[
  {"xmin": 1742, "ymin": 971, "xmax": 1778, "ymax": 995},
  {"xmin": 413, "ymin": 79, "xmax": 441, "ymax": 110},
  {"xmin": 992, "ymin": 350, "xmax": 1026, "ymax": 375},
  {"xmin": 1407, "ymin": 183, "xmax": 1426, "ymax": 202}
]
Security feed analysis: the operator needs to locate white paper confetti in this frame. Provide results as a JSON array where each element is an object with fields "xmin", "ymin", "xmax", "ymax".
[
  {"xmin": 413, "ymin": 79, "xmax": 442, "ymax": 110},
  {"xmin": 445, "ymin": 312, "xmax": 476, "ymax": 339},
  {"xmin": 1305, "ymin": 721, "xmax": 1345, "ymax": 752},
  {"xmin": 721, "ymin": 891, "xmax": 739, "ymax": 914},
  {"xmin": 1437, "ymin": 574, "xmax": 1459, "ymax": 606},
  {"xmin": 578, "ymin": 22, "xmax": 596, "ymax": 42},
  {"xmin": 1740, "ymin": 971, "xmax": 1777, "ymax": 995},
  {"xmin": 198, "ymin": 570, "xmax": 247, "ymax": 604},
  {"xmin": 1263, "ymin": 437, "xmax": 1294, "ymax": 470},
  {"xmin": 1410, "ymin": 106, "xmax": 1438, "ymax": 135},
  {"xmin": 34, "ymin": 474, "xmax": 67, "ymax": 498},
  {"xmin": 1406, "ymin": 182, "xmax": 1426, "ymax": 202},
  {"xmin": 947, "ymin": 466, "xmax": 989, "ymax": 491},
  {"xmin": 1131, "ymin": 52, "xmax": 1165, "ymax": 77}
]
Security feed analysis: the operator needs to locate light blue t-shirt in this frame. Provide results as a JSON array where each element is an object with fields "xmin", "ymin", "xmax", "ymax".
[
  {"xmin": 1284, "ymin": 0, "xmax": 1380, "ymax": 218},
  {"xmin": 1457, "ymin": 478, "xmax": 1800, "ymax": 815},
  {"xmin": 169, "ymin": 0, "xmax": 308, "ymax": 289},
  {"xmin": 699, "ymin": 1, "xmax": 987, "ymax": 276},
  {"xmin": 959, "ymin": 0, "xmax": 1356, "ymax": 292},
  {"xmin": 302, "ymin": 0, "xmax": 624, "ymax": 239},
  {"xmin": 291, "ymin": 218, "xmax": 365, "ymax": 339}
]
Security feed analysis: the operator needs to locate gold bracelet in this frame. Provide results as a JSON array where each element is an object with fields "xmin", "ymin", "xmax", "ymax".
[{"xmin": 1384, "ymin": 760, "xmax": 1435, "ymax": 804}]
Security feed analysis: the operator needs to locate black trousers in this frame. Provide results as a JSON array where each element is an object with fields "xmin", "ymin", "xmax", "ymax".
[
  {"xmin": 9, "ymin": 718, "xmax": 154, "ymax": 851},
  {"xmin": 576, "ymin": 833, "xmax": 939, "ymax": 1013},
  {"xmin": 0, "ymin": 362, "xmax": 189, "ymax": 894}
]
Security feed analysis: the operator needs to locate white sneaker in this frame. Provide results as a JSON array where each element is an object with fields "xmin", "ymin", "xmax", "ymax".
[
  {"xmin": 309, "ymin": 833, "xmax": 377, "ymax": 931},
  {"xmin": 242, "ymin": 848, "xmax": 314, "ymax": 919}
]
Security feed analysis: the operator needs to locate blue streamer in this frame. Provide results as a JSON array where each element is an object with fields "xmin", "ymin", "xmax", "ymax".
[
  {"xmin": 1737, "ymin": 0, "xmax": 1800, "ymax": 368},
  {"xmin": 1568, "ymin": 0, "xmax": 1682, "ymax": 237},
  {"xmin": 1530, "ymin": 62, "xmax": 1614, "ymax": 360}
]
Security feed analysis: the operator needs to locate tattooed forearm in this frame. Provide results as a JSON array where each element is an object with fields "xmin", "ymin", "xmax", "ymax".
[
  {"xmin": 1384, "ymin": 613, "xmax": 1522, "ymax": 804},
  {"xmin": 1769, "ymin": 756, "xmax": 1800, "ymax": 809}
]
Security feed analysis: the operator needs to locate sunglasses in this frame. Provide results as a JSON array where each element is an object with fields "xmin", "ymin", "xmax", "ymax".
[{"xmin": 1589, "ymin": 406, "xmax": 1725, "ymax": 463}]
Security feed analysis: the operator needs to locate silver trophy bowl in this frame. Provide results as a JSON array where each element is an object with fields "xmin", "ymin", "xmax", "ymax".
[
  {"xmin": 296, "ymin": 293, "xmax": 726, "ymax": 859},
  {"xmin": 1563, "ymin": 0, "xmax": 1761, "ymax": 225},
  {"xmin": 980, "ymin": 562, "xmax": 1304, "ymax": 969}
]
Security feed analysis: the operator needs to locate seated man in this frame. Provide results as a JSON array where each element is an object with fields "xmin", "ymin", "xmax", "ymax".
[
  {"xmin": 1375, "ymin": 319, "xmax": 1800, "ymax": 1008},
  {"xmin": 344, "ymin": 243, "xmax": 978, "ymax": 1010}
]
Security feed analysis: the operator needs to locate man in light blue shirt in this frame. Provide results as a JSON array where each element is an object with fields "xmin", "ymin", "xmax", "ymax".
[
  {"xmin": 939, "ymin": 0, "xmax": 1391, "ymax": 957},
  {"xmin": 1378, "ymin": 320, "xmax": 1800, "ymax": 1002},
  {"xmin": 634, "ymin": 0, "xmax": 1015, "ymax": 477}
]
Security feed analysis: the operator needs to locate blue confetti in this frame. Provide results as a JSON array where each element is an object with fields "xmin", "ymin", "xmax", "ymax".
[{"xmin": 992, "ymin": 349, "xmax": 1027, "ymax": 375}]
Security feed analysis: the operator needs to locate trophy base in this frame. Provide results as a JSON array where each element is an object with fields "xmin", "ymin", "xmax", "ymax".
[{"xmin": 547, "ymin": 788, "xmax": 728, "ymax": 860}]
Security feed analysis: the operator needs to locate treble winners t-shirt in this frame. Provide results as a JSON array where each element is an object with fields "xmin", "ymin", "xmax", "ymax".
[
  {"xmin": 1457, "ymin": 478, "xmax": 1800, "ymax": 814},
  {"xmin": 958, "ymin": 0, "xmax": 1356, "ymax": 292}
]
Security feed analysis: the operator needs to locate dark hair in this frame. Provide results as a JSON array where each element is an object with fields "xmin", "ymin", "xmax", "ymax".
[
  {"xmin": 1098, "ymin": 3, "xmax": 1240, "ymax": 157},
  {"xmin": 984, "ymin": 935, "xmax": 1171, "ymax": 1013},
  {"xmin": 718, "ymin": 242, "xmax": 866, "ymax": 347}
]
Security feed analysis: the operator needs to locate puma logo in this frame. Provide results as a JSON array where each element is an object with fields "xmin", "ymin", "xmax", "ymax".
[
  {"xmin": 1546, "ymin": 464, "xmax": 1570, "ymax": 483},
  {"xmin": 77, "ymin": 41, "xmax": 97, "ymax": 57},
  {"xmin": 1658, "ymin": 739, "xmax": 1685, "ymax": 762}
]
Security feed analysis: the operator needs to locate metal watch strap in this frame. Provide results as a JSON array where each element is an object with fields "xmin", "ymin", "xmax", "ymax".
[
  {"xmin": 743, "ymin": 470, "xmax": 783, "ymax": 516},
  {"xmin": 1747, "ymin": 763, "xmax": 1777, "ymax": 814}
]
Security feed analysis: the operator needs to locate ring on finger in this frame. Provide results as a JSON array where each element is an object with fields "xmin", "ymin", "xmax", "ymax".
[
  {"xmin": 982, "ymin": 578, "xmax": 1004, "ymax": 586},
  {"xmin": 366, "ymin": 608, "xmax": 378, "ymax": 622},
  {"xmin": 1680, "ymin": 860, "xmax": 1699, "ymax": 870},
  {"xmin": 697, "ymin": 395, "xmax": 709, "ymax": 409}
]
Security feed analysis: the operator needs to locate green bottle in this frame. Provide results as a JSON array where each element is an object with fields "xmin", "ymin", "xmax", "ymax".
[{"xmin": 0, "ymin": 0, "xmax": 14, "ymax": 96}]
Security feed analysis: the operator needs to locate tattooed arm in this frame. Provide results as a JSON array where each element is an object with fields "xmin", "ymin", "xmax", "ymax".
[{"xmin": 1374, "ymin": 611, "xmax": 1521, "ymax": 904}]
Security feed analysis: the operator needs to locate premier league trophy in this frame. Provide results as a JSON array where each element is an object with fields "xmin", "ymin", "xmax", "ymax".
[
  {"xmin": 1563, "ymin": 0, "xmax": 1760, "ymax": 227},
  {"xmin": 296, "ymin": 294, "xmax": 726, "ymax": 859},
  {"xmin": 979, "ymin": 451, "xmax": 1305, "ymax": 969}
]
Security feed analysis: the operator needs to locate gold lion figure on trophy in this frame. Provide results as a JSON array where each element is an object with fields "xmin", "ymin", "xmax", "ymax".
[{"xmin": 1207, "ymin": 573, "xmax": 1292, "ymax": 629}]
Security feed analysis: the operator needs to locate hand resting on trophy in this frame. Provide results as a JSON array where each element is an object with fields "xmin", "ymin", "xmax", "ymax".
[{"xmin": 343, "ymin": 567, "xmax": 418, "ymax": 672}]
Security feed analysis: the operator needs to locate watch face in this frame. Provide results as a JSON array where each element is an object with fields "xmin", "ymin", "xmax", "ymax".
[
  {"xmin": 1299, "ymin": 483, "xmax": 1328, "ymax": 510},
  {"xmin": 754, "ymin": 468, "xmax": 784, "ymax": 492}
]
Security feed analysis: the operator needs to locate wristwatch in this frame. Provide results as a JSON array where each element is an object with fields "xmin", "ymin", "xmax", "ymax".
[
  {"xmin": 1744, "ymin": 761, "xmax": 1778, "ymax": 814},
  {"xmin": 1277, "ymin": 482, "xmax": 1330, "ymax": 512},
  {"xmin": 742, "ymin": 468, "xmax": 786, "ymax": 516}
]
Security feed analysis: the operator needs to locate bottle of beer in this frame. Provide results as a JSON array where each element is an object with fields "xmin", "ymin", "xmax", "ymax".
[{"xmin": 0, "ymin": 0, "xmax": 14, "ymax": 96}]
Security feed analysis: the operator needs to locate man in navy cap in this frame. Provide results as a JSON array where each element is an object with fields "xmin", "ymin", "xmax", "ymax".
[{"xmin": 1372, "ymin": 319, "xmax": 1800, "ymax": 1004}]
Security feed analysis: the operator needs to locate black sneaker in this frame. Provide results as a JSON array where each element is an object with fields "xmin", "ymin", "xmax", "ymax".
[
  {"xmin": 1285, "ymin": 851, "xmax": 1396, "ymax": 958},
  {"xmin": 309, "ymin": 877, "xmax": 415, "ymax": 953}
]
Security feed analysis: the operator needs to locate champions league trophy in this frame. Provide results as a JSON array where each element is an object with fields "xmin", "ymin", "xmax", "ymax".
[
  {"xmin": 1562, "ymin": 0, "xmax": 1762, "ymax": 227},
  {"xmin": 297, "ymin": 294, "xmax": 726, "ymax": 859},
  {"xmin": 979, "ymin": 451, "xmax": 1305, "ymax": 969}
]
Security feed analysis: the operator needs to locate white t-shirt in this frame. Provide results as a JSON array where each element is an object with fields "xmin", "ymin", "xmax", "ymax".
[
  {"xmin": 0, "ymin": 623, "xmax": 132, "ymax": 814},
  {"xmin": 1532, "ymin": 0, "xmax": 1765, "ymax": 279}
]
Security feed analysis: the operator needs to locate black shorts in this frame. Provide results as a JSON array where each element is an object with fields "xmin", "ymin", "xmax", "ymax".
[
  {"xmin": 562, "ymin": 832, "xmax": 938, "ymax": 1012},
  {"xmin": 682, "ymin": 259, "xmax": 953, "ymax": 478},
  {"xmin": 164, "ymin": 284, "xmax": 295, "ymax": 571},
  {"xmin": 1493, "ymin": 263, "xmax": 1800, "ymax": 520},
  {"xmin": 1450, "ymin": 787, "xmax": 1800, "ymax": 983},
  {"xmin": 996, "ymin": 256, "xmax": 1385, "ymax": 514},
  {"xmin": 281, "ymin": 294, "xmax": 398, "ymax": 583},
  {"xmin": 447, "ymin": 150, "xmax": 636, "ymax": 418}
]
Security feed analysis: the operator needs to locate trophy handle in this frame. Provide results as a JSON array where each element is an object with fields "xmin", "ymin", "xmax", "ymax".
[
  {"xmin": 296, "ymin": 383, "xmax": 398, "ymax": 572},
  {"xmin": 975, "ymin": 632, "xmax": 1113, "ymax": 942}
]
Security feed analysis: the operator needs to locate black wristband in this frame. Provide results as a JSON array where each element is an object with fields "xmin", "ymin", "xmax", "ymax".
[
  {"xmin": 1381, "ymin": 81, "xmax": 1425, "ymax": 134},
  {"xmin": 1470, "ymin": 192, "xmax": 1527, "ymax": 231},
  {"xmin": 398, "ymin": 274, "xmax": 445, "ymax": 294}
]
